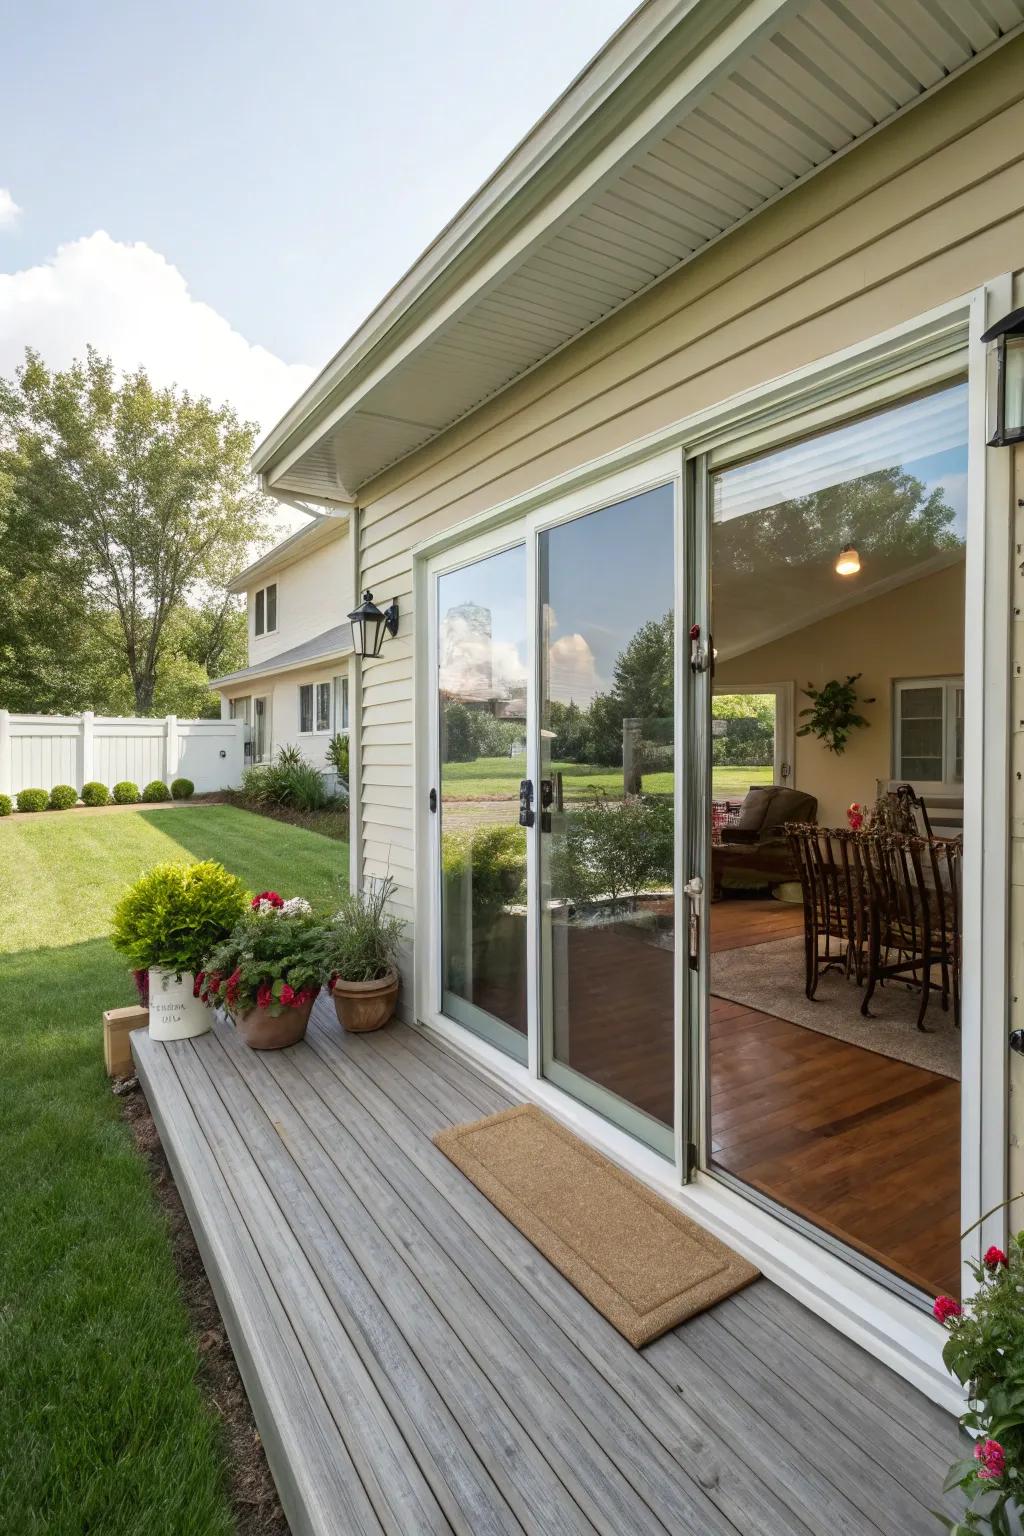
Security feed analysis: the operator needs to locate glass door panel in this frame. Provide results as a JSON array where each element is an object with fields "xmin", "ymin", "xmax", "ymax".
[
  {"xmin": 536, "ymin": 484, "xmax": 677, "ymax": 1154},
  {"xmin": 437, "ymin": 543, "xmax": 529, "ymax": 1061}
]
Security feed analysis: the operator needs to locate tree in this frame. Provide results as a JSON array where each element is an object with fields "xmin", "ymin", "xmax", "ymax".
[{"xmin": 0, "ymin": 348, "xmax": 272, "ymax": 712}]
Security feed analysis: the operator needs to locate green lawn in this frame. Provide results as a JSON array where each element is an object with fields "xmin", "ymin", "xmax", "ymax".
[
  {"xmin": 0, "ymin": 806, "xmax": 348, "ymax": 1536},
  {"xmin": 441, "ymin": 754, "xmax": 771, "ymax": 800}
]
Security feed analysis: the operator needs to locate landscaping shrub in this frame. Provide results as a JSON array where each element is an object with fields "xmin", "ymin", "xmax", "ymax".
[
  {"xmin": 170, "ymin": 777, "xmax": 195, "ymax": 800},
  {"xmin": 81, "ymin": 780, "xmax": 110, "ymax": 807},
  {"xmin": 47, "ymin": 784, "xmax": 78, "ymax": 811},
  {"xmin": 142, "ymin": 779, "xmax": 171, "ymax": 803},
  {"xmin": 111, "ymin": 859, "xmax": 250, "ymax": 977},
  {"xmin": 0, "ymin": 794, "xmax": 11, "ymax": 817},
  {"xmin": 242, "ymin": 749, "xmax": 331, "ymax": 813},
  {"xmin": 442, "ymin": 824, "xmax": 526, "ymax": 919},
  {"xmin": 552, "ymin": 794, "xmax": 674, "ymax": 907},
  {"xmin": 16, "ymin": 789, "xmax": 48, "ymax": 813},
  {"xmin": 326, "ymin": 732, "xmax": 349, "ymax": 784},
  {"xmin": 112, "ymin": 780, "xmax": 140, "ymax": 804}
]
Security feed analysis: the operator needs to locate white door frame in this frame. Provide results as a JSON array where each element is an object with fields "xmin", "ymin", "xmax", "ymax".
[
  {"xmin": 410, "ymin": 285, "xmax": 1010, "ymax": 1408},
  {"xmin": 711, "ymin": 681, "xmax": 796, "ymax": 789}
]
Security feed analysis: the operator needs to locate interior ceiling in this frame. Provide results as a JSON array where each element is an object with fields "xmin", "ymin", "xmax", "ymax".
[{"xmin": 274, "ymin": 0, "xmax": 1024, "ymax": 501}]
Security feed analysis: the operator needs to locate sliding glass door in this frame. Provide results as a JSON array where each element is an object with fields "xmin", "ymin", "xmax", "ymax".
[{"xmin": 534, "ymin": 484, "xmax": 679, "ymax": 1155}]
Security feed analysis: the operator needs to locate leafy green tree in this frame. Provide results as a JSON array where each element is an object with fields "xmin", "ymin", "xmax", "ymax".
[{"xmin": 0, "ymin": 348, "xmax": 272, "ymax": 713}]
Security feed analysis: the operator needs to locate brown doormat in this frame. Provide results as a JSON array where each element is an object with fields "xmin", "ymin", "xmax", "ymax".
[{"xmin": 433, "ymin": 1104, "xmax": 758, "ymax": 1346}]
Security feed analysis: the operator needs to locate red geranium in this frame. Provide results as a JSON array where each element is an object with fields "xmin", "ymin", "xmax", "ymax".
[
  {"xmin": 192, "ymin": 970, "xmax": 205, "ymax": 998},
  {"xmin": 974, "ymin": 1439, "xmax": 1006, "ymax": 1480},
  {"xmin": 256, "ymin": 983, "xmax": 272, "ymax": 1009},
  {"xmin": 252, "ymin": 891, "xmax": 284, "ymax": 910},
  {"xmin": 933, "ymin": 1295, "xmax": 963, "ymax": 1325},
  {"xmin": 279, "ymin": 983, "xmax": 296, "ymax": 1007},
  {"xmin": 984, "ymin": 1245, "xmax": 1009, "ymax": 1269}
]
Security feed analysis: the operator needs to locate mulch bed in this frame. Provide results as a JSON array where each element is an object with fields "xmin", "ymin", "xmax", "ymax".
[
  {"xmin": 119, "ymin": 1079, "xmax": 290, "ymax": 1536},
  {"xmin": 220, "ymin": 792, "xmax": 349, "ymax": 842}
]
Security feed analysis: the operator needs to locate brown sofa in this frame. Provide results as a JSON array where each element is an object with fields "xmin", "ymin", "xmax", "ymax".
[{"xmin": 712, "ymin": 784, "xmax": 818, "ymax": 898}]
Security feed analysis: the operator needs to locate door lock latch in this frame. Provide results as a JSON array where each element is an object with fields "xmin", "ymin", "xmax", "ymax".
[{"xmin": 518, "ymin": 778, "xmax": 535, "ymax": 828}]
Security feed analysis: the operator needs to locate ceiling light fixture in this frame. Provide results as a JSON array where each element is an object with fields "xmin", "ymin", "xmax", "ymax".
[{"xmin": 835, "ymin": 545, "xmax": 860, "ymax": 577}]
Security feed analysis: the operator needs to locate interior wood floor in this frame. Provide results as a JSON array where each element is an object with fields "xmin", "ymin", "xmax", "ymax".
[{"xmin": 710, "ymin": 900, "xmax": 961, "ymax": 1300}]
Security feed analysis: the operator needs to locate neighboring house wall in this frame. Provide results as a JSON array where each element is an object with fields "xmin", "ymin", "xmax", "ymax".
[
  {"xmin": 247, "ymin": 526, "xmax": 353, "ymax": 663},
  {"xmin": 349, "ymin": 41, "xmax": 1024, "ymax": 989},
  {"xmin": 715, "ymin": 562, "xmax": 965, "ymax": 827},
  {"xmin": 220, "ymin": 661, "xmax": 351, "ymax": 774}
]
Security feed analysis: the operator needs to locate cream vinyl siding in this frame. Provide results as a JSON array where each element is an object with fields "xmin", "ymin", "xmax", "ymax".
[
  {"xmin": 247, "ymin": 526, "xmax": 353, "ymax": 661},
  {"xmin": 352, "ymin": 44, "xmax": 1024, "ymax": 982}
]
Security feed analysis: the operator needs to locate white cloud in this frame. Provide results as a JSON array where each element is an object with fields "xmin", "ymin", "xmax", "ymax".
[
  {"xmin": 549, "ymin": 632, "xmax": 599, "ymax": 705},
  {"xmin": 0, "ymin": 230, "xmax": 314, "ymax": 434},
  {"xmin": 0, "ymin": 189, "xmax": 20, "ymax": 228}
]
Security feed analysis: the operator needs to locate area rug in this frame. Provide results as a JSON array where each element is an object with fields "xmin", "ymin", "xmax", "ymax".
[
  {"xmin": 711, "ymin": 935, "xmax": 960, "ymax": 1080},
  {"xmin": 434, "ymin": 1104, "xmax": 758, "ymax": 1346}
]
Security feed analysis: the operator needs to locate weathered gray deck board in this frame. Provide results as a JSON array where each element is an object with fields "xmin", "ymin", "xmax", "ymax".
[{"xmin": 134, "ymin": 1005, "xmax": 963, "ymax": 1536}]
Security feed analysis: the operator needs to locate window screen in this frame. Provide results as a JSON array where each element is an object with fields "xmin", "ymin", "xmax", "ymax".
[{"xmin": 299, "ymin": 684, "xmax": 313, "ymax": 733}]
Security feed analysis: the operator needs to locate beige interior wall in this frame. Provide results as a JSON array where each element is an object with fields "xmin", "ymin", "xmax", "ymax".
[
  {"xmin": 349, "ymin": 37, "xmax": 1024, "ymax": 1071},
  {"xmin": 715, "ymin": 563, "xmax": 965, "ymax": 827}
]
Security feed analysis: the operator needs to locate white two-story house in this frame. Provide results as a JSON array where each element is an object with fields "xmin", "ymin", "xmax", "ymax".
[{"xmin": 211, "ymin": 513, "xmax": 355, "ymax": 778}]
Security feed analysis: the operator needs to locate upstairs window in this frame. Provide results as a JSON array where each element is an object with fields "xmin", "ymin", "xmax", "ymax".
[{"xmin": 254, "ymin": 582, "xmax": 278, "ymax": 637}]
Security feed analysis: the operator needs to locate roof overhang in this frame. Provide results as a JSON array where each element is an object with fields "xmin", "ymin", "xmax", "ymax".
[{"xmin": 253, "ymin": 0, "xmax": 1024, "ymax": 501}]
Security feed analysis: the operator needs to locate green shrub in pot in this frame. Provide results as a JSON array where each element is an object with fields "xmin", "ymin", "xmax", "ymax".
[
  {"xmin": 111, "ymin": 860, "xmax": 250, "ymax": 1041},
  {"xmin": 442, "ymin": 824, "xmax": 526, "ymax": 921},
  {"xmin": 48, "ymin": 784, "xmax": 78, "ymax": 810}
]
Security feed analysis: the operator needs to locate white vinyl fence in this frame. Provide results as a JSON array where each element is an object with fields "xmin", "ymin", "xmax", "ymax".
[{"xmin": 0, "ymin": 712, "xmax": 246, "ymax": 798}]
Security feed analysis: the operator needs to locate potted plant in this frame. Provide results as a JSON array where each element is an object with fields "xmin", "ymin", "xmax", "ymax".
[
  {"xmin": 111, "ymin": 861, "xmax": 250, "ymax": 1041},
  {"xmin": 324, "ymin": 876, "xmax": 403, "ymax": 1032},
  {"xmin": 796, "ymin": 674, "xmax": 875, "ymax": 754},
  {"xmin": 198, "ymin": 891, "xmax": 323, "ymax": 1049}
]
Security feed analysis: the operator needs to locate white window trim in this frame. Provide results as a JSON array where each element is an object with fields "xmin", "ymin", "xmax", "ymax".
[
  {"xmin": 253, "ymin": 582, "xmax": 279, "ymax": 639},
  {"xmin": 893, "ymin": 676, "xmax": 965, "ymax": 791},
  {"xmin": 298, "ymin": 678, "xmax": 336, "ymax": 736},
  {"xmin": 409, "ymin": 284, "xmax": 1011, "ymax": 1410}
]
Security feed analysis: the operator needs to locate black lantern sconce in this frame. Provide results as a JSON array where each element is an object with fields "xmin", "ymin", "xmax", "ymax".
[
  {"xmin": 981, "ymin": 305, "xmax": 1024, "ymax": 447},
  {"xmin": 348, "ymin": 589, "xmax": 399, "ymax": 659}
]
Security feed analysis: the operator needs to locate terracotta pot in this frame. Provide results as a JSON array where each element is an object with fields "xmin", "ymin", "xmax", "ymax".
[
  {"xmin": 332, "ymin": 970, "xmax": 399, "ymax": 1033},
  {"xmin": 236, "ymin": 993, "xmax": 317, "ymax": 1050}
]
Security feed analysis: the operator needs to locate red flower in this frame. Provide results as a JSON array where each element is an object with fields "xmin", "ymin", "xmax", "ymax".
[
  {"xmin": 192, "ymin": 970, "xmax": 205, "ymax": 998},
  {"xmin": 296, "ymin": 985, "xmax": 318, "ymax": 1005},
  {"xmin": 256, "ymin": 983, "xmax": 272, "ymax": 1009},
  {"xmin": 207, "ymin": 972, "xmax": 222, "ymax": 994},
  {"xmin": 252, "ymin": 890, "xmax": 284, "ymax": 909},
  {"xmin": 328, "ymin": 972, "xmax": 338, "ymax": 994},
  {"xmin": 974, "ymin": 1439, "xmax": 1006, "ymax": 1480},
  {"xmin": 984, "ymin": 1245, "xmax": 1008, "ymax": 1269},
  {"xmin": 933, "ymin": 1295, "xmax": 963, "ymax": 1325},
  {"xmin": 279, "ymin": 983, "xmax": 296, "ymax": 1007}
]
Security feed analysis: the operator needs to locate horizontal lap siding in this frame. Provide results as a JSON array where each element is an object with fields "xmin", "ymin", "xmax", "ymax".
[{"xmin": 353, "ymin": 43, "xmax": 1024, "ymax": 1024}]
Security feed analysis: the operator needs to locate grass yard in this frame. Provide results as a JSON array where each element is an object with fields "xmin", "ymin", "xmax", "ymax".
[
  {"xmin": 440, "ymin": 754, "xmax": 771, "ymax": 800},
  {"xmin": 0, "ymin": 805, "xmax": 348, "ymax": 1536}
]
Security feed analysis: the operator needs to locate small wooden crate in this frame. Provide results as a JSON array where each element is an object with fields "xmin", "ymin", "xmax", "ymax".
[{"xmin": 103, "ymin": 1005, "xmax": 149, "ymax": 1077}]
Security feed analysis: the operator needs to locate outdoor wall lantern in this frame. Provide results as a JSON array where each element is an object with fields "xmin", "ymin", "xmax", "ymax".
[
  {"xmin": 348, "ymin": 589, "xmax": 399, "ymax": 658},
  {"xmin": 981, "ymin": 305, "xmax": 1024, "ymax": 447}
]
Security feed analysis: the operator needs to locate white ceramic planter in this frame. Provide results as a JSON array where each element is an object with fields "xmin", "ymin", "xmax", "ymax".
[{"xmin": 147, "ymin": 967, "xmax": 211, "ymax": 1041}]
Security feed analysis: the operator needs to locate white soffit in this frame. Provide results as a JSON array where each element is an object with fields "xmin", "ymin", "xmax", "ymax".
[{"xmin": 258, "ymin": 0, "xmax": 1024, "ymax": 501}]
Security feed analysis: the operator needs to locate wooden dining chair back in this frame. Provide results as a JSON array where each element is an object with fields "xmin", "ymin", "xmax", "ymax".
[
  {"xmin": 855, "ymin": 831, "xmax": 960, "ymax": 1029},
  {"xmin": 786, "ymin": 824, "xmax": 865, "ymax": 1000}
]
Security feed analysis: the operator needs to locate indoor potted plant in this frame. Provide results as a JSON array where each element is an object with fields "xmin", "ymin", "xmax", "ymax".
[
  {"xmin": 324, "ymin": 876, "xmax": 403, "ymax": 1032},
  {"xmin": 111, "ymin": 861, "xmax": 250, "ymax": 1041},
  {"xmin": 198, "ymin": 891, "xmax": 324, "ymax": 1049}
]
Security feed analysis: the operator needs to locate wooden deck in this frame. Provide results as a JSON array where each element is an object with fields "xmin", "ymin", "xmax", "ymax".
[{"xmin": 133, "ymin": 1002, "xmax": 963, "ymax": 1536}]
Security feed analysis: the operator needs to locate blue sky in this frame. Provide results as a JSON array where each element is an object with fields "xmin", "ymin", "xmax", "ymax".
[{"xmin": 1, "ymin": 0, "xmax": 633, "ymax": 435}]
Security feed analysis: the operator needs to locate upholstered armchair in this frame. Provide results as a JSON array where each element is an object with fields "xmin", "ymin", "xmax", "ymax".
[{"xmin": 711, "ymin": 784, "xmax": 818, "ymax": 898}]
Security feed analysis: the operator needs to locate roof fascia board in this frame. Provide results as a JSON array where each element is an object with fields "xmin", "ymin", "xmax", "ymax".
[
  {"xmin": 211, "ymin": 645, "xmax": 352, "ymax": 690},
  {"xmin": 227, "ymin": 513, "xmax": 349, "ymax": 593},
  {"xmin": 255, "ymin": 0, "xmax": 799, "ymax": 485}
]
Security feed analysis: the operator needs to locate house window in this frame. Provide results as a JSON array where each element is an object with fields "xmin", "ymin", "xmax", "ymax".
[
  {"xmin": 316, "ymin": 681, "xmax": 331, "ymax": 733},
  {"xmin": 894, "ymin": 678, "xmax": 964, "ymax": 785},
  {"xmin": 299, "ymin": 684, "xmax": 314, "ymax": 734},
  {"xmin": 229, "ymin": 696, "xmax": 251, "ymax": 723},
  {"xmin": 253, "ymin": 696, "xmax": 271, "ymax": 763},
  {"xmin": 254, "ymin": 583, "xmax": 278, "ymax": 637},
  {"xmin": 334, "ymin": 674, "xmax": 349, "ymax": 731}
]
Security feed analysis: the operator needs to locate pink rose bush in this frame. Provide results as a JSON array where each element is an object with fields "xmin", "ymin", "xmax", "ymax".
[
  {"xmin": 198, "ymin": 894, "xmax": 325, "ymax": 1020},
  {"xmin": 936, "ymin": 1230, "xmax": 1024, "ymax": 1532}
]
